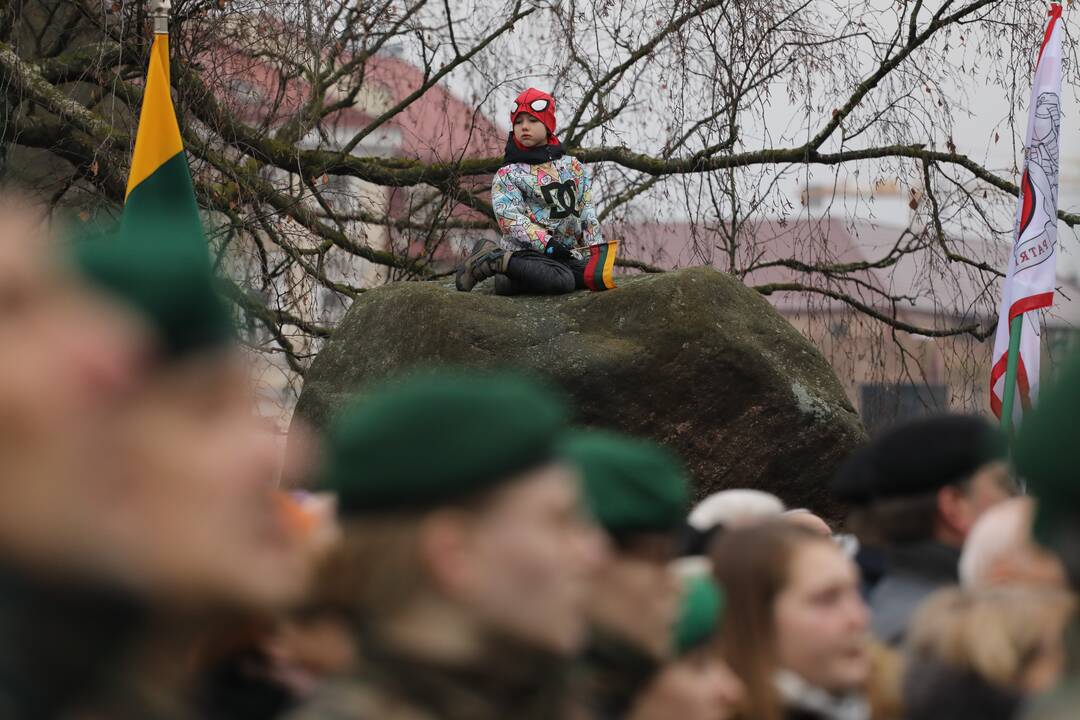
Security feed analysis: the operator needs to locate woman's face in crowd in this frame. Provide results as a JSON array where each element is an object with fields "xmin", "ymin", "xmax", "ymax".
[
  {"xmin": 449, "ymin": 463, "xmax": 608, "ymax": 655},
  {"xmin": 636, "ymin": 649, "xmax": 746, "ymax": 720},
  {"xmin": 513, "ymin": 114, "xmax": 548, "ymax": 148},
  {"xmin": 773, "ymin": 540, "xmax": 870, "ymax": 694},
  {"xmin": 587, "ymin": 538, "xmax": 684, "ymax": 659}
]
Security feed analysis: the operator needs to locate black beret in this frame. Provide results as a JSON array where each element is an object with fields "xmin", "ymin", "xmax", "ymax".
[
  {"xmin": 831, "ymin": 414, "xmax": 1007, "ymax": 505},
  {"xmin": 318, "ymin": 370, "xmax": 570, "ymax": 514}
]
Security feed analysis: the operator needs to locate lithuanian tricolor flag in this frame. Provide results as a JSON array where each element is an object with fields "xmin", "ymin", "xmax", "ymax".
[
  {"xmin": 584, "ymin": 240, "xmax": 617, "ymax": 291},
  {"xmin": 121, "ymin": 33, "xmax": 203, "ymax": 244}
]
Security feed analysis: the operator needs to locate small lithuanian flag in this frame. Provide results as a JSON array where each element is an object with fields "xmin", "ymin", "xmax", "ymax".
[
  {"xmin": 584, "ymin": 240, "xmax": 617, "ymax": 291},
  {"xmin": 122, "ymin": 33, "xmax": 203, "ymax": 244}
]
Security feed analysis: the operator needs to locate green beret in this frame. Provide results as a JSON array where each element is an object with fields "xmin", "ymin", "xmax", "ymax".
[
  {"xmin": 1015, "ymin": 354, "xmax": 1080, "ymax": 545},
  {"xmin": 318, "ymin": 370, "xmax": 570, "ymax": 513},
  {"xmin": 561, "ymin": 431, "xmax": 689, "ymax": 534},
  {"xmin": 831, "ymin": 415, "xmax": 1007, "ymax": 505},
  {"xmin": 675, "ymin": 575, "xmax": 724, "ymax": 655},
  {"xmin": 70, "ymin": 226, "xmax": 234, "ymax": 359}
]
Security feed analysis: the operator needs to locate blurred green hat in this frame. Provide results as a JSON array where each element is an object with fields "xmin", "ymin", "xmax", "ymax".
[
  {"xmin": 1015, "ymin": 353, "xmax": 1080, "ymax": 546},
  {"xmin": 561, "ymin": 430, "xmax": 689, "ymax": 534},
  {"xmin": 674, "ymin": 574, "xmax": 725, "ymax": 655},
  {"xmin": 318, "ymin": 370, "xmax": 571, "ymax": 514},
  {"xmin": 70, "ymin": 222, "xmax": 234, "ymax": 359}
]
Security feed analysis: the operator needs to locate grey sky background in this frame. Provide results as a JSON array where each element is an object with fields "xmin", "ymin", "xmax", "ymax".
[{"xmin": 425, "ymin": 0, "xmax": 1080, "ymax": 278}]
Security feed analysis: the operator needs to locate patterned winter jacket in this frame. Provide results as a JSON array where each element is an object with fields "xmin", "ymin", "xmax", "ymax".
[{"xmin": 491, "ymin": 148, "xmax": 603, "ymax": 254}]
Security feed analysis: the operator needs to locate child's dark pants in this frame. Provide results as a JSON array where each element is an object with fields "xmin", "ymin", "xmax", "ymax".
[{"xmin": 497, "ymin": 250, "xmax": 589, "ymax": 296}]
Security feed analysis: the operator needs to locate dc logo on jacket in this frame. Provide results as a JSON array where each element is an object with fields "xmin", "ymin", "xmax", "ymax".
[{"xmin": 541, "ymin": 179, "xmax": 580, "ymax": 219}]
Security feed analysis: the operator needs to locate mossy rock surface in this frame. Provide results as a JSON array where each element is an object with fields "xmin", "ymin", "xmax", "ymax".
[{"xmin": 294, "ymin": 267, "xmax": 866, "ymax": 517}]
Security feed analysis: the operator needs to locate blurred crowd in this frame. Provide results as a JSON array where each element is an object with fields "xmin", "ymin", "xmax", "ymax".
[{"xmin": 2, "ymin": 193, "xmax": 1080, "ymax": 720}]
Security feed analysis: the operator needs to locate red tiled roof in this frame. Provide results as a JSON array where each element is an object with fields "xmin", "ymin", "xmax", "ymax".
[
  {"xmin": 358, "ymin": 55, "xmax": 504, "ymax": 162},
  {"xmin": 202, "ymin": 45, "xmax": 503, "ymax": 161},
  {"xmin": 202, "ymin": 44, "xmax": 501, "ymax": 235}
]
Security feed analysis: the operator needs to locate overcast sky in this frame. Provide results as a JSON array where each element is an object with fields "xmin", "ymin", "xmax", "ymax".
[{"xmin": 429, "ymin": 0, "xmax": 1080, "ymax": 277}]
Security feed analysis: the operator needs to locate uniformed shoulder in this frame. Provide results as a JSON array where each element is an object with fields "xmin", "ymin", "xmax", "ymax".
[{"xmin": 285, "ymin": 678, "xmax": 435, "ymax": 720}]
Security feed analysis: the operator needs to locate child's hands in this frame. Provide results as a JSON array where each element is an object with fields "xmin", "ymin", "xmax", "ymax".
[{"xmin": 544, "ymin": 238, "xmax": 573, "ymax": 260}]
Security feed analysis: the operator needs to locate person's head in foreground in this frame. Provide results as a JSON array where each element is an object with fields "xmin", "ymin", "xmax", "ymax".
[
  {"xmin": 72, "ymin": 224, "xmax": 316, "ymax": 610},
  {"xmin": 903, "ymin": 586, "xmax": 1075, "ymax": 720},
  {"xmin": 712, "ymin": 522, "xmax": 872, "ymax": 720},
  {"xmin": 0, "ymin": 199, "xmax": 151, "ymax": 580},
  {"xmin": 1014, "ymin": 351, "xmax": 1080, "ymax": 591},
  {"xmin": 832, "ymin": 414, "xmax": 1015, "ymax": 549},
  {"xmin": 959, "ymin": 496, "xmax": 1066, "ymax": 591},
  {"xmin": 314, "ymin": 370, "xmax": 607, "ymax": 662},
  {"xmin": 632, "ymin": 571, "xmax": 746, "ymax": 720},
  {"xmin": 1008, "ymin": 352, "xmax": 1080, "ymax": 720},
  {"xmin": 558, "ymin": 430, "xmax": 689, "ymax": 720},
  {"xmin": 562, "ymin": 430, "xmax": 690, "ymax": 661}
]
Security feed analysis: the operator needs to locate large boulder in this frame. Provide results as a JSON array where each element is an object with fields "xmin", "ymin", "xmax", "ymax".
[{"xmin": 294, "ymin": 267, "xmax": 866, "ymax": 517}]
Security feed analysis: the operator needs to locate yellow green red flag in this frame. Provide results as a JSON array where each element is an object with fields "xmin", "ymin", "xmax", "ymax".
[
  {"xmin": 121, "ymin": 33, "xmax": 203, "ymax": 245},
  {"xmin": 584, "ymin": 240, "xmax": 618, "ymax": 291}
]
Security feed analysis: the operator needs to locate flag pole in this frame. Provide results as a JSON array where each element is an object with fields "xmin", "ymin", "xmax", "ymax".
[
  {"xmin": 990, "ymin": 3, "xmax": 1062, "ymax": 434},
  {"xmin": 150, "ymin": 0, "xmax": 169, "ymax": 34},
  {"xmin": 1000, "ymin": 316, "xmax": 1023, "ymax": 435}
]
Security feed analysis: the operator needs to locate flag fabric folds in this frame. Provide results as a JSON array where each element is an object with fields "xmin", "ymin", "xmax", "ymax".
[
  {"xmin": 990, "ymin": 3, "xmax": 1063, "ymax": 426},
  {"xmin": 122, "ymin": 33, "xmax": 203, "ymax": 246},
  {"xmin": 584, "ymin": 240, "xmax": 618, "ymax": 291}
]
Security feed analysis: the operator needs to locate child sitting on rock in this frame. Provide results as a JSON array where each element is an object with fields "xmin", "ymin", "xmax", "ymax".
[{"xmin": 455, "ymin": 88, "xmax": 604, "ymax": 295}]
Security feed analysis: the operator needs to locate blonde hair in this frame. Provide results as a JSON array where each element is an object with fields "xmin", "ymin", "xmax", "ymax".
[
  {"xmin": 906, "ymin": 587, "xmax": 1074, "ymax": 688},
  {"xmin": 866, "ymin": 641, "xmax": 904, "ymax": 720}
]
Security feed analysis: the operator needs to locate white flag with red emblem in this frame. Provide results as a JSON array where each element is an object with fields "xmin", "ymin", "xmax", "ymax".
[{"xmin": 990, "ymin": 2, "xmax": 1063, "ymax": 427}]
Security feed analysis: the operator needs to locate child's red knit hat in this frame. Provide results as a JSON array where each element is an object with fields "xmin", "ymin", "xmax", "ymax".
[{"xmin": 510, "ymin": 88, "xmax": 559, "ymax": 145}]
